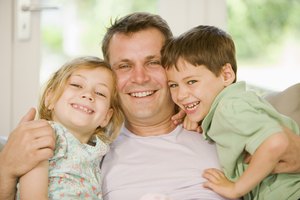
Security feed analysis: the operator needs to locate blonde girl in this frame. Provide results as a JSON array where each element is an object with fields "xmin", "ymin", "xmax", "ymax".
[{"xmin": 18, "ymin": 56, "xmax": 123, "ymax": 200}]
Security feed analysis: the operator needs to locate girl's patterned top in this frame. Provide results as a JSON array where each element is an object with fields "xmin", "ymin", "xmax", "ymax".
[{"xmin": 48, "ymin": 122, "xmax": 109, "ymax": 199}]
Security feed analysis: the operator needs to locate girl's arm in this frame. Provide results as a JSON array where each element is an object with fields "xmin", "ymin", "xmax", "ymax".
[
  {"xmin": 19, "ymin": 160, "xmax": 49, "ymax": 200},
  {"xmin": 203, "ymin": 131, "xmax": 289, "ymax": 199}
]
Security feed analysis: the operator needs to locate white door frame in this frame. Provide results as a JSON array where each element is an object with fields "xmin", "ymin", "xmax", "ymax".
[{"xmin": 0, "ymin": 0, "xmax": 40, "ymax": 136}]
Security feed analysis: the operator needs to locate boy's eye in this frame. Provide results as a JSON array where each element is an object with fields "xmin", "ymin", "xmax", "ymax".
[
  {"xmin": 187, "ymin": 80, "xmax": 197, "ymax": 85},
  {"xmin": 168, "ymin": 83, "xmax": 178, "ymax": 88}
]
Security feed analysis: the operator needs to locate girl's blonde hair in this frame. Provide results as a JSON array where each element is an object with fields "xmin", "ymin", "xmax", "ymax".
[{"xmin": 38, "ymin": 56, "xmax": 123, "ymax": 143}]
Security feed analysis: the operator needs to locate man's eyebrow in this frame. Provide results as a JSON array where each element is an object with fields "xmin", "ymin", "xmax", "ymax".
[{"xmin": 145, "ymin": 55, "xmax": 160, "ymax": 60}]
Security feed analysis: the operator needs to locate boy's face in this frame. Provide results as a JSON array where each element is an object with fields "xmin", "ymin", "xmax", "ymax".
[{"xmin": 165, "ymin": 57, "xmax": 231, "ymax": 123}]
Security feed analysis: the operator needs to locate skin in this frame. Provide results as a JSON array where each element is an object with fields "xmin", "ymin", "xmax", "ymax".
[
  {"xmin": 107, "ymin": 28, "xmax": 176, "ymax": 136},
  {"xmin": 0, "ymin": 108, "xmax": 55, "ymax": 200},
  {"xmin": 1, "ymin": 18, "xmax": 300, "ymax": 200},
  {"xmin": 47, "ymin": 68, "xmax": 114, "ymax": 143},
  {"xmin": 19, "ymin": 67, "xmax": 114, "ymax": 199},
  {"xmin": 166, "ymin": 59, "xmax": 234, "ymax": 124},
  {"xmin": 165, "ymin": 59, "xmax": 292, "ymax": 198}
]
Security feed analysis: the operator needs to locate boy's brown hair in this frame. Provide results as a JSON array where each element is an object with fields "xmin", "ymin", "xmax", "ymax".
[{"xmin": 161, "ymin": 25, "xmax": 237, "ymax": 81}]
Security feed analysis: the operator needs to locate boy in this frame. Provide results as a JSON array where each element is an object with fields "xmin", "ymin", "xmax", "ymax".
[{"xmin": 161, "ymin": 25, "xmax": 300, "ymax": 200}]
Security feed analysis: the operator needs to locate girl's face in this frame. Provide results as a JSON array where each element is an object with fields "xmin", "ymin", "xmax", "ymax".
[
  {"xmin": 48, "ymin": 67, "xmax": 114, "ymax": 143},
  {"xmin": 165, "ymin": 58, "xmax": 234, "ymax": 124}
]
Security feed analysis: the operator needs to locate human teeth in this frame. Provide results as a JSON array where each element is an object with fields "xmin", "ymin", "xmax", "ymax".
[
  {"xmin": 184, "ymin": 102, "xmax": 200, "ymax": 110},
  {"xmin": 130, "ymin": 91, "xmax": 154, "ymax": 97},
  {"xmin": 72, "ymin": 104, "xmax": 93, "ymax": 113}
]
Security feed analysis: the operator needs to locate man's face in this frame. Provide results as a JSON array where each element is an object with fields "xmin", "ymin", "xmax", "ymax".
[{"xmin": 107, "ymin": 28, "xmax": 175, "ymax": 126}]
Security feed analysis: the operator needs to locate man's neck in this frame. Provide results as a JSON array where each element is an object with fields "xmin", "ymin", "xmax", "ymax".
[{"xmin": 124, "ymin": 117, "xmax": 177, "ymax": 137}]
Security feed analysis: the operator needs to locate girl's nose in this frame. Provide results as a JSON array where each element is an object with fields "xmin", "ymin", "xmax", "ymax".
[{"xmin": 81, "ymin": 94, "xmax": 94, "ymax": 102}]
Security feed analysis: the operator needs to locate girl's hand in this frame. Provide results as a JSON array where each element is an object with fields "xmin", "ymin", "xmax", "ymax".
[{"xmin": 202, "ymin": 168, "xmax": 241, "ymax": 199}]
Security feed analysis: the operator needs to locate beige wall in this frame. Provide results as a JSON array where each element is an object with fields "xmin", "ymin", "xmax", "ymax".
[{"xmin": 158, "ymin": 0, "xmax": 227, "ymax": 36}]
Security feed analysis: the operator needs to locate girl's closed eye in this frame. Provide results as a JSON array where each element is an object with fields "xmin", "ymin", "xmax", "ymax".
[
  {"xmin": 70, "ymin": 83, "xmax": 82, "ymax": 88},
  {"xmin": 95, "ymin": 90, "xmax": 106, "ymax": 97}
]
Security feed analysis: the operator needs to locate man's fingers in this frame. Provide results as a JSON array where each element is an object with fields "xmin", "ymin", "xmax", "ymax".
[
  {"xmin": 32, "ymin": 135, "xmax": 56, "ymax": 151},
  {"xmin": 19, "ymin": 108, "xmax": 36, "ymax": 124},
  {"xmin": 35, "ymin": 148, "xmax": 54, "ymax": 161}
]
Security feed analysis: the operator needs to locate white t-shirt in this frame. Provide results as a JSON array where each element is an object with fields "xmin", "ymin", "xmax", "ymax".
[{"xmin": 102, "ymin": 125, "xmax": 227, "ymax": 200}]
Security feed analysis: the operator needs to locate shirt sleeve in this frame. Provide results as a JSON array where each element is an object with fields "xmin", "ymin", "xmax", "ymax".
[
  {"xmin": 214, "ymin": 97, "xmax": 283, "ymax": 155},
  {"xmin": 49, "ymin": 123, "xmax": 68, "ymax": 161}
]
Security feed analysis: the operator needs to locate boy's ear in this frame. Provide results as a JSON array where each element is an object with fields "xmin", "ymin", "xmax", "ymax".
[{"xmin": 221, "ymin": 63, "xmax": 235, "ymax": 86}]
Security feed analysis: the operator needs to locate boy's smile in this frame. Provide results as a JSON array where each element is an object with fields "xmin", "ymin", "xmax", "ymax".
[{"xmin": 165, "ymin": 57, "xmax": 228, "ymax": 123}]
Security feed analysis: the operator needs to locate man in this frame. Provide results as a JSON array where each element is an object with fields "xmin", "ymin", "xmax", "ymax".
[
  {"xmin": 100, "ymin": 12, "xmax": 226, "ymax": 199},
  {"xmin": 100, "ymin": 12, "xmax": 300, "ymax": 199},
  {"xmin": 0, "ymin": 12, "xmax": 300, "ymax": 200}
]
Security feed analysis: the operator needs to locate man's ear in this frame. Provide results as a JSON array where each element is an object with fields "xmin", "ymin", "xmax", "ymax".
[{"xmin": 221, "ymin": 63, "xmax": 235, "ymax": 86}]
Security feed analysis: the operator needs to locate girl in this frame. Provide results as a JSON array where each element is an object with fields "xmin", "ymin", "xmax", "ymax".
[{"xmin": 18, "ymin": 56, "xmax": 123, "ymax": 199}]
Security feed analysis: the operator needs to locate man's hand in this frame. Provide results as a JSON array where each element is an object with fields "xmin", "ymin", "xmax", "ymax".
[
  {"xmin": 0, "ymin": 108, "xmax": 55, "ymax": 200},
  {"xmin": 272, "ymin": 127, "xmax": 300, "ymax": 173}
]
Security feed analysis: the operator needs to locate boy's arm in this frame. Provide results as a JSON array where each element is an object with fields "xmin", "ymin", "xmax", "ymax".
[
  {"xmin": 203, "ymin": 132, "xmax": 289, "ymax": 199},
  {"xmin": 273, "ymin": 127, "xmax": 300, "ymax": 173},
  {"xmin": 234, "ymin": 132, "xmax": 289, "ymax": 195},
  {"xmin": 19, "ymin": 160, "xmax": 49, "ymax": 200}
]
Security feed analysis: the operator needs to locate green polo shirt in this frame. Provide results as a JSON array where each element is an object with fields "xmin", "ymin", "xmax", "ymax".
[{"xmin": 202, "ymin": 81, "xmax": 300, "ymax": 200}]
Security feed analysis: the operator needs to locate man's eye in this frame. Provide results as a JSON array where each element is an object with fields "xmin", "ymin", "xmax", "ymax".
[
  {"xmin": 148, "ymin": 60, "xmax": 161, "ymax": 66},
  {"xmin": 118, "ymin": 64, "xmax": 131, "ymax": 69},
  {"xmin": 70, "ymin": 83, "xmax": 82, "ymax": 88},
  {"xmin": 187, "ymin": 80, "xmax": 197, "ymax": 85}
]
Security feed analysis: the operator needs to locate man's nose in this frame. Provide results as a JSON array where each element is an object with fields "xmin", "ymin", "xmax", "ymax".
[{"xmin": 131, "ymin": 66, "xmax": 150, "ymax": 84}]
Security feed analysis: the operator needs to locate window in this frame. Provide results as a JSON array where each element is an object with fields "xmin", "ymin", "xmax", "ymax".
[
  {"xmin": 40, "ymin": 0, "xmax": 157, "ymax": 84},
  {"xmin": 228, "ymin": 0, "xmax": 300, "ymax": 91}
]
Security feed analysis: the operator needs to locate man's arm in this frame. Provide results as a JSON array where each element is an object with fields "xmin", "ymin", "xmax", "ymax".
[
  {"xmin": 265, "ymin": 83, "xmax": 300, "ymax": 173},
  {"xmin": 272, "ymin": 127, "xmax": 300, "ymax": 173},
  {"xmin": 0, "ymin": 108, "xmax": 55, "ymax": 200}
]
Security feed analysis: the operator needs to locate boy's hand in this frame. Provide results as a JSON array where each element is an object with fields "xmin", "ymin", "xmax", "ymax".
[
  {"xmin": 171, "ymin": 109, "xmax": 202, "ymax": 133},
  {"xmin": 203, "ymin": 168, "xmax": 240, "ymax": 199}
]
